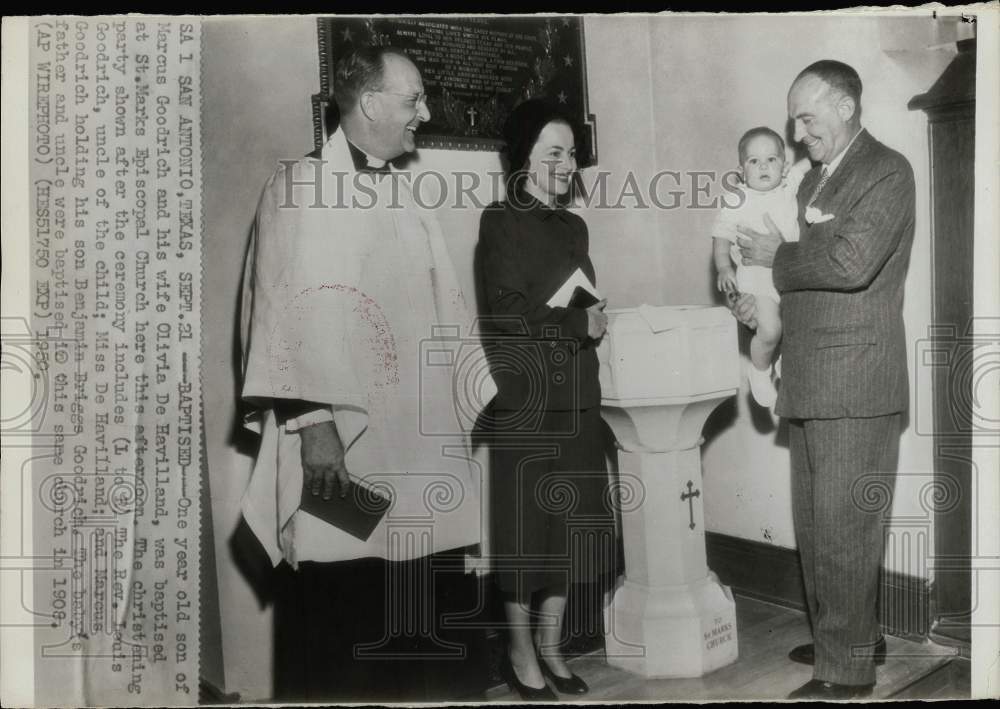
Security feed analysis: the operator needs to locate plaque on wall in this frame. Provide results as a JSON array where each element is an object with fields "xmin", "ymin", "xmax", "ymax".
[{"xmin": 312, "ymin": 16, "xmax": 597, "ymax": 166}]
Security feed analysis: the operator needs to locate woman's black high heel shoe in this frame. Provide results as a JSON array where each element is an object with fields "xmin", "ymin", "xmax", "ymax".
[
  {"xmin": 538, "ymin": 656, "xmax": 589, "ymax": 695},
  {"xmin": 499, "ymin": 652, "xmax": 558, "ymax": 701}
]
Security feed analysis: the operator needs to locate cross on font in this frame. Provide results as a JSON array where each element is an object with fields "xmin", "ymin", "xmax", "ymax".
[{"xmin": 681, "ymin": 480, "xmax": 701, "ymax": 531}]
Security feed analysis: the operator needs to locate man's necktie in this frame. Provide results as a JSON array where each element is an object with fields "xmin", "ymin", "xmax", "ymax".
[{"xmin": 807, "ymin": 166, "xmax": 830, "ymax": 207}]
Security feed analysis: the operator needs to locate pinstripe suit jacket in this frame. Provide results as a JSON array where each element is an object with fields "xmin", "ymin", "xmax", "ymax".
[{"xmin": 773, "ymin": 129, "xmax": 916, "ymax": 420}]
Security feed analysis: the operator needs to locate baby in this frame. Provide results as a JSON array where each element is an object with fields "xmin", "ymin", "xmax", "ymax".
[{"xmin": 712, "ymin": 127, "xmax": 809, "ymax": 407}]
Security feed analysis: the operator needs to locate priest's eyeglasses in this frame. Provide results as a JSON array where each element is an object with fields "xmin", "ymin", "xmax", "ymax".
[{"xmin": 377, "ymin": 90, "xmax": 427, "ymax": 108}]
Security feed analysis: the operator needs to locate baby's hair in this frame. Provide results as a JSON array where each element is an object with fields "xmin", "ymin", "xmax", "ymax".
[{"xmin": 738, "ymin": 127, "xmax": 785, "ymax": 163}]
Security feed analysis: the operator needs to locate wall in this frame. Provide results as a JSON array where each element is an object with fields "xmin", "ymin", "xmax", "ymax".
[
  {"xmin": 201, "ymin": 15, "xmax": 952, "ymax": 697},
  {"xmin": 201, "ymin": 17, "xmax": 318, "ymax": 699}
]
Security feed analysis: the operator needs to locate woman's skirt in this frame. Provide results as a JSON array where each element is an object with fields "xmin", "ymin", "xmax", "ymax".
[{"xmin": 489, "ymin": 407, "xmax": 617, "ymax": 602}]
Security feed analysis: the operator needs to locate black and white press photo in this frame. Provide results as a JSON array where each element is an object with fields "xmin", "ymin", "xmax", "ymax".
[{"xmin": 1, "ymin": 8, "xmax": 998, "ymax": 706}]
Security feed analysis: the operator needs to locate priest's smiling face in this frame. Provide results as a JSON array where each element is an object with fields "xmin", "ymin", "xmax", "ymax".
[
  {"xmin": 371, "ymin": 54, "xmax": 430, "ymax": 161},
  {"xmin": 524, "ymin": 120, "xmax": 577, "ymax": 206}
]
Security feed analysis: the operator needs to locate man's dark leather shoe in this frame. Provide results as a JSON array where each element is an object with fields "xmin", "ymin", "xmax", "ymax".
[
  {"xmin": 788, "ymin": 636, "xmax": 886, "ymax": 666},
  {"xmin": 787, "ymin": 679, "xmax": 875, "ymax": 700}
]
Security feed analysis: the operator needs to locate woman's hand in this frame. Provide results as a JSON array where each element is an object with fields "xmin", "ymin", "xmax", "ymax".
[{"xmin": 586, "ymin": 299, "xmax": 608, "ymax": 339}]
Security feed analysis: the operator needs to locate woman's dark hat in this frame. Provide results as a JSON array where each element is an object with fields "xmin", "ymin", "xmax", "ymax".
[{"xmin": 501, "ymin": 97, "xmax": 585, "ymax": 175}]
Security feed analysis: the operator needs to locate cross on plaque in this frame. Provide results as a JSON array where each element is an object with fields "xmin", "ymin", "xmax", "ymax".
[
  {"xmin": 681, "ymin": 480, "xmax": 701, "ymax": 530},
  {"xmin": 466, "ymin": 106, "xmax": 478, "ymax": 128}
]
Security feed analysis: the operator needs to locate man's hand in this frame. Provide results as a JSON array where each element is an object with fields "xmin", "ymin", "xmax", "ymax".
[
  {"xmin": 299, "ymin": 420, "xmax": 350, "ymax": 500},
  {"xmin": 737, "ymin": 213, "xmax": 784, "ymax": 268},
  {"xmin": 587, "ymin": 299, "xmax": 609, "ymax": 339},
  {"xmin": 729, "ymin": 292, "xmax": 759, "ymax": 330}
]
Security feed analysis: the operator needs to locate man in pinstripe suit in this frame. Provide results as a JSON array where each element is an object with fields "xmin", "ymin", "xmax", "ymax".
[{"xmin": 733, "ymin": 59, "xmax": 915, "ymax": 700}]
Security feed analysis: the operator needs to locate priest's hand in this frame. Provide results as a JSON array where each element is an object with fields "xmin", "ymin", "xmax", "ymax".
[
  {"xmin": 737, "ymin": 213, "xmax": 783, "ymax": 267},
  {"xmin": 299, "ymin": 420, "xmax": 350, "ymax": 499},
  {"xmin": 587, "ymin": 299, "xmax": 609, "ymax": 339}
]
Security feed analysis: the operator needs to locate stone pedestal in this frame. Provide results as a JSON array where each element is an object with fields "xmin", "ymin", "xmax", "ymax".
[{"xmin": 597, "ymin": 306, "xmax": 740, "ymax": 678}]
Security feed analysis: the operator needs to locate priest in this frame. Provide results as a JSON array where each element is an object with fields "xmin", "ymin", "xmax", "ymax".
[{"xmin": 239, "ymin": 46, "xmax": 495, "ymax": 702}]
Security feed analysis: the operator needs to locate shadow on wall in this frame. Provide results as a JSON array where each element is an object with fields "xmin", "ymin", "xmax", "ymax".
[
  {"xmin": 227, "ymin": 221, "xmax": 259, "ymax": 457},
  {"xmin": 702, "ymin": 322, "xmax": 789, "ymax": 448},
  {"xmin": 225, "ymin": 219, "xmax": 276, "ymax": 610}
]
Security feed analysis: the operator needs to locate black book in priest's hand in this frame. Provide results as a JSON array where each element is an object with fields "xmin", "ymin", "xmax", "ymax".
[{"xmin": 299, "ymin": 479, "xmax": 391, "ymax": 542}]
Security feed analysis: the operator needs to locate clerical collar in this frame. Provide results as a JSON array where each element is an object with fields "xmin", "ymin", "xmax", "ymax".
[
  {"xmin": 346, "ymin": 139, "xmax": 388, "ymax": 171},
  {"xmin": 824, "ymin": 127, "xmax": 864, "ymax": 176}
]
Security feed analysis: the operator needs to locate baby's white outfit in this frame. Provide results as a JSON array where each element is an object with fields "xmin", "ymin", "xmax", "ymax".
[{"xmin": 711, "ymin": 161, "xmax": 808, "ymax": 303}]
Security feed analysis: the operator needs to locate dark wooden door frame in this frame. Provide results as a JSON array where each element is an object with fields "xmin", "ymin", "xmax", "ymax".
[{"xmin": 908, "ymin": 37, "xmax": 976, "ymax": 647}]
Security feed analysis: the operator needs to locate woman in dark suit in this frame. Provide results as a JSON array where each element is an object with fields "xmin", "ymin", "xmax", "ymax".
[{"xmin": 478, "ymin": 98, "xmax": 615, "ymax": 700}]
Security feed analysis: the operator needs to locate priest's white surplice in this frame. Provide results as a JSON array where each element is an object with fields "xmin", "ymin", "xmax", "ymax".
[{"xmin": 240, "ymin": 130, "xmax": 495, "ymax": 566}]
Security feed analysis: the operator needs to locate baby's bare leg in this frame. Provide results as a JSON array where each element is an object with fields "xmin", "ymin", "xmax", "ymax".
[{"xmin": 749, "ymin": 295, "xmax": 782, "ymax": 371}]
